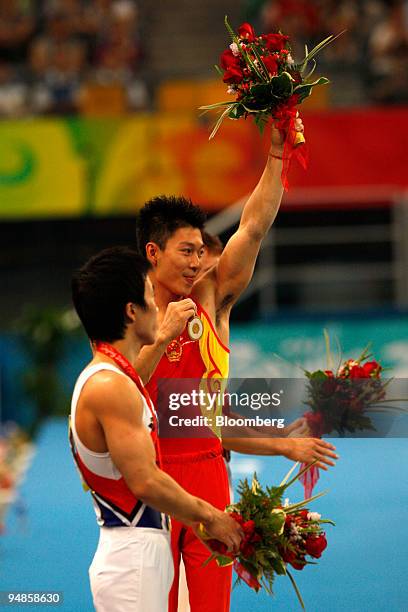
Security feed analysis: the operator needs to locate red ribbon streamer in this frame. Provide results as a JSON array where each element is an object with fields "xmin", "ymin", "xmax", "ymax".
[
  {"xmin": 299, "ymin": 462, "xmax": 320, "ymax": 499},
  {"xmin": 233, "ymin": 559, "xmax": 261, "ymax": 591},
  {"xmin": 272, "ymin": 96, "xmax": 308, "ymax": 190},
  {"xmin": 94, "ymin": 341, "xmax": 163, "ymax": 468}
]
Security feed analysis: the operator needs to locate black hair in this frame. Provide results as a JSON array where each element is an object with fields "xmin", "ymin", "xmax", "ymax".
[
  {"xmin": 71, "ymin": 246, "xmax": 150, "ymax": 342},
  {"xmin": 136, "ymin": 195, "xmax": 206, "ymax": 257}
]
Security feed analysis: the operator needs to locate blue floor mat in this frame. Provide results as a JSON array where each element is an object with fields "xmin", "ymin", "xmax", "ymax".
[{"xmin": 1, "ymin": 419, "xmax": 407, "ymax": 612}]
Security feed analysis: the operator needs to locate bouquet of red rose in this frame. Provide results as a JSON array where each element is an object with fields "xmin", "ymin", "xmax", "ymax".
[
  {"xmin": 200, "ymin": 16, "xmax": 339, "ymax": 140},
  {"xmin": 300, "ymin": 335, "xmax": 407, "ymax": 497},
  {"xmin": 200, "ymin": 464, "xmax": 334, "ymax": 610},
  {"xmin": 304, "ymin": 345, "xmax": 387, "ymax": 439}
]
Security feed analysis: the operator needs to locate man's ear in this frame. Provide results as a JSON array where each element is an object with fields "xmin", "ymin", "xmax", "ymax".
[
  {"xmin": 146, "ymin": 242, "xmax": 159, "ymax": 266},
  {"xmin": 125, "ymin": 302, "xmax": 136, "ymax": 322}
]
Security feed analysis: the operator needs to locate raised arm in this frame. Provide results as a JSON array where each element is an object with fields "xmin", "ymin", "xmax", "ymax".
[
  {"xmin": 83, "ymin": 372, "xmax": 242, "ymax": 550},
  {"xmin": 212, "ymin": 118, "xmax": 304, "ymax": 310}
]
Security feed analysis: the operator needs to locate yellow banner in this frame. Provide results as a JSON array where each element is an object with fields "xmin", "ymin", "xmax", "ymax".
[{"xmin": 0, "ymin": 115, "xmax": 265, "ymax": 219}]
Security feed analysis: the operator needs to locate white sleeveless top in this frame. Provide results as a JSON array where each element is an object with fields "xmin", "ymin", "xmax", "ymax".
[{"xmin": 69, "ymin": 363, "xmax": 167, "ymax": 529}]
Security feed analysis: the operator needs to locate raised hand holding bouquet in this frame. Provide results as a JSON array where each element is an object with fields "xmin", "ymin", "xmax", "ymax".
[
  {"xmin": 200, "ymin": 17, "xmax": 341, "ymax": 188},
  {"xmin": 199, "ymin": 464, "xmax": 334, "ymax": 611}
]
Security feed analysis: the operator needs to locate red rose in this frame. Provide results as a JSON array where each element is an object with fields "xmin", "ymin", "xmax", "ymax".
[
  {"xmin": 220, "ymin": 49, "xmax": 240, "ymax": 70},
  {"xmin": 242, "ymin": 520, "xmax": 256, "ymax": 535},
  {"xmin": 322, "ymin": 377, "xmax": 337, "ymax": 395},
  {"xmin": 304, "ymin": 411, "xmax": 325, "ymax": 437},
  {"xmin": 297, "ymin": 510, "xmax": 309, "ymax": 521},
  {"xmin": 229, "ymin": 511, "xmax": 244, "ymax": 525},
  {"xmin": 262, "ymin": 53, "xmax": 279, "ymax": 76},
  {"xmin": 223, "ymin": 66, "xmax": 244, "ymax": 84},
  {"xmin": 262, "ymin": 33, "xmax": 290, "ymax": 52},
  {"xmin": 238, "ymin": 22, "xmax": 256, "ymax": 41},
  {"xmin": 349, "ymin": 365, "xmax": 366, "ymax": 379},
  {"xmin": 305, "ymin": 534, "xmax": 327, "ymax": 558},
  {"xmin": 240, "ymin": 541, "xmax": 255, "ymax": 557},
  {"xmin": 251, "ymin": 532, "xmax": 262, "ymax": 543},
  {"xmin": 206, "ymin": 539, "xmax": 228, "ymax": 555},
  {"xmin": 282, "ymin": 548, "xmax": 306, "ymax": 570},
  {"xmin": 362, "ymin": 361, "xmax": 381, "ymax": 378},
  {"xmin": 325, "ymin": 370, "xmax": 334, "ymax": 378}
]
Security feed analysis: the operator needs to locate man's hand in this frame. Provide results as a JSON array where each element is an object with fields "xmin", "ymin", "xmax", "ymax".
[
  {"xmin": 284, "ymin": 417, "xmax": 311, "ymax": 438},
  {"xmin": 199, "ymin": 509, "xmax": 244, "ymax": 555},
  {"xmin": 271, "ymin": 112, "xmax": 304, "ymax": 152},
  {"xmin": 282, "ymin": 438, "xmax": 338, "ymax": 470},
  {"xmin": 157, "ymin": 299, "xmax": 197, "ymax": 344}
]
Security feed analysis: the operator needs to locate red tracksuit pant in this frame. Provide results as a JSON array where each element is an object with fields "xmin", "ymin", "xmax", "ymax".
[{"xmin": 162, "ymin": 448, "xmax": 232, "ymax": 612}]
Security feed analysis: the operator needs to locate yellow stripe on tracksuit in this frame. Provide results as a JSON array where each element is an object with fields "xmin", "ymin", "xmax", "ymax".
[{"xmin": 197, "ymin": 312, "xmax": 229, "ymax": 437}]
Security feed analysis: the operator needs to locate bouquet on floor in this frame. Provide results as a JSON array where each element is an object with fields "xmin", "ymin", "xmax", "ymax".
[
  {"xmin": 200, "ymin": 16, "xmax": 340, "ymax": 142},
  {"xmin": 200, "ymin": 464, "xmax": 334, "ymax": 610}
]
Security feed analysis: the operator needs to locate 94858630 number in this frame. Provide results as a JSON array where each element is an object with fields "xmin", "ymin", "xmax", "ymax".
[{"xmin": 0, "ymin": 592, "xmax": 63, "ymax": 606}]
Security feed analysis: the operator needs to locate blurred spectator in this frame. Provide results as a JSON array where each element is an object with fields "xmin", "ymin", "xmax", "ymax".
[
  {"xmin": 0, "ymin": 61, "xmax": 28, "ymax": 116},
  {"xmin": 91, "ymin": 0, "xmax": 148, "ymax": 109},
  {"xmin": 0, "ymin": 0, "xmax": 36, "ymax": 64},
  {"xmin": 0, "ymin": 0, "xmax": 407, "ymax": 115},
  {"xmin": 368, "ymin": 0, "xmax": 408, "ymax": 103},
  {"xmin": 260, "ymin": 0, "xmax": 408, "ymax": 105}
]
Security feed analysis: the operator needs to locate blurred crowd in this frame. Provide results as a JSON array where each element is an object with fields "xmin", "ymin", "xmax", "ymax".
[
  {"xmin": 261, "ymin": 0, "xmax": 408, "ymax": 105},
  {"xmin": 0, "ymin": 423, "xmax": 33, "ymax": 532},
  {"xmin": 0, "ymin": 0, "xmax": 407, "ymax": 118},
  {"xmin": 0, "ymin": 0, "xmax": 147, "ymax": 116}
]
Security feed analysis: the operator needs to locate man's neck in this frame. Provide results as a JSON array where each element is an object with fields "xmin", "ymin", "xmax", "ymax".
[
  {"xmin": 96, "ymin": 337, "xmax": 142, "ymax": 369},
  {"xmin": 149, "ymin": 272, "xmax": 182, "ymax": 312}
]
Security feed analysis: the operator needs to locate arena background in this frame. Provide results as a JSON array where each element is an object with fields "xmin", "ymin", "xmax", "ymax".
[{"xmin": 1, "ymin": 1, "xmax": 408, "ymax": 610}]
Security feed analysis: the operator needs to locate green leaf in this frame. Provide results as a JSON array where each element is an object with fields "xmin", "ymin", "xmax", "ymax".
[
  {"xmin": 299, "ymin": 31, "xmax": 345, "ymax": 74},
  {"xmin": 251, "ymin": 45, "xmax": 271, "ymax": 81},
  {"xmin": 253, "ymin": 112, "xmax": 269, "ymax": 135},
  {"xmin": 270, "ymin": 71, "xmax": 294, "ymax": 98},
  {"xmin": 286, "ymin": 569, "xmax": 306, "ymax": 611},
  {"xmin": 285, "ymin": 490, "xmax": 329, "ymax": 512},
  {"xmin": 294, "ymin": 77, "xmax": 330, "ymax": 103},
  {"xmin": 199, "ymin": 101, "xmax": 237, "ymax": 111},
  {"xmin": 279, "ymin": 462, "xmax": 300, "ymax": 487},
  {"xmin": 208, "ymin": 104, "xmax": 234, "ymax": 140},
  {"xmin": 269, "ymin": 509, "xmax": 286, "ymax": 534},
  {"xmin": 229, "ymin": 104, "xmax": 245, "ymax": 119},
  {"xmin": 216, "ymin": 555, "xmax": 234, "ymax": 567}
]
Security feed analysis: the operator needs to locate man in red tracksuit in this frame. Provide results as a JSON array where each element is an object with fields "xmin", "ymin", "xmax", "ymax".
[{"xmin": 135, "ymin": 119, "xmax": 338, "ymax": 611}]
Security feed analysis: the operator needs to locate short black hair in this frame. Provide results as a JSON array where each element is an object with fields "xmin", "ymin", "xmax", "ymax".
[
  {"xmin": 136, "ymin": 195, "xmax": 206, "ymax": 257},
  {"xmin": 71, "ymin": 246, "xmax": 150, "ymax": 342}
]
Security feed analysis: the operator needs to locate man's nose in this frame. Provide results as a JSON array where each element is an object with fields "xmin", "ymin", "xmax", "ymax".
[{"xmin": 190, "ymin": 253, "xmax": 201, "ymax": 269}]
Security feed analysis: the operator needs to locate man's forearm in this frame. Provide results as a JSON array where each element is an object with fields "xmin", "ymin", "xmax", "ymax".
[
  {"xmin": 134, "ymin": 337, "xmax": 167, "ymax": 384},
  {"xmin": 239, "ymin": 152, "xmax": 284, "ymax": 239},
  {"xmin": 134, "ymin": 467, "xmax": 216, "ymax": 526},
  {"xmin": 222, "ymin": 436, "xmax": 291, "ymax": 457}
]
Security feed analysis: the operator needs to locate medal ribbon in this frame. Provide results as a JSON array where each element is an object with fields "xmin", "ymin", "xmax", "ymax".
[{"xmin": 95, "ymin": 341, "xmax": 163, "ymax": 468}]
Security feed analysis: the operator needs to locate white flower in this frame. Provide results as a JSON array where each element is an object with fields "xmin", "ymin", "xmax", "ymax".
[
  {"xmin": 287, "ymin": 54, "xmax": 295, "ymax": 65},
  {"xmin": 229, "ymin": 42, "xmax": 240, "ymax": 56},
  {"xmin": 307, "ymin": 511, "xmax": 321, "ymax": 521},
  {"xmin": 227, "ymin": 86, "xmax": 236, "ymax": 95},
  {"xmin": 283, "ymin": 498, "xmax": 290, "ymax": 507}
]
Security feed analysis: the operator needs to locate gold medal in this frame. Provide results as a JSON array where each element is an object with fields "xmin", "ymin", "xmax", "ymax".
[{"xmin": 188, "ymin": 316, "xmax": 203, "ymax": 341}]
